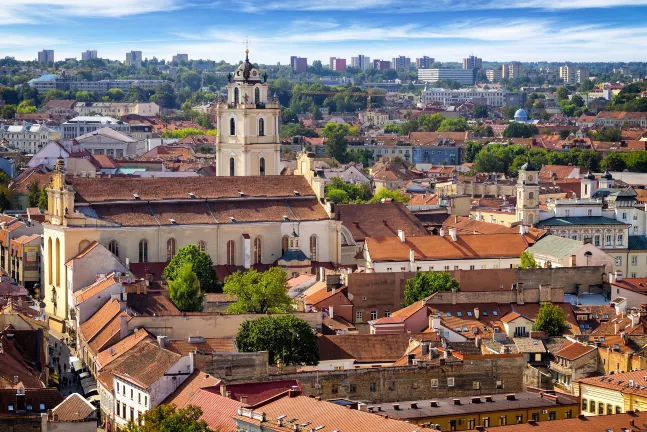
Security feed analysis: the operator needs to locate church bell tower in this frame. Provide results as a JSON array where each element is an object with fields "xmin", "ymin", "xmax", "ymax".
[
  {"xmin": 215, "ymin": 49, "xmax": 281, "ymax": 176},
  {"xmin": 516, "ymin": 162, "xmax": 540, "ymax": 225}
]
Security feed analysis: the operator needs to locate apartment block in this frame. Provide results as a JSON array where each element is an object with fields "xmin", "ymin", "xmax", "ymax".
[
  {"xmin": 560, "ymin": 65, "xmax": 590, "ymax": 84},
  {"xmin": 329, "ymin": 57, "xmax": 347, "ymax": 71},
  {"xmin": 463, "ymin": 55, "xmax": 482, "ymax": 70},
  {"xmin": 502, "ymin": 63, "xmax": 524, "ymax": 80},
  {"xmin": 172, "ymin": 54, "xmax": 189, "ymax": 63},
  {"xmin": 81, "ymin": 50, "xmax": 97, "ymax": 61},
  {"xmin": 372, "ymin": 59, "xmax": 391, "ymax": 71},
  {"xmin": 125, "ymin": 51, "xmax": 143, "ymax": 68},
  {"xmin": 486, "ymin": 69, "xmax": 502, "ymax": 82},
  {"xmin": 418, "ymin": 68, "xmax": 475, "ymax": 85},
  {"xmin": 290, "ymin": 56, "xmax": 307, "ymax": 73},
  {"xmin": 38, "ymin": 50, "xmax": 55, "ymax": 65},
  {"xmin": 392, "ymin": 56, "xmax": 411, "ymax": 70},
  {"xmin": 351, "ymin": 55, "xmax": 371, "ymax": 70},
  {"xmin": 416, "ymin": 56, "xmax": 435, "ymax": 69}
]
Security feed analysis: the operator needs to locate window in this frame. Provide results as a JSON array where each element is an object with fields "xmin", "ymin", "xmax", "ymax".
[
  {"xmin": 369, "ymin": 382, "xmax": 376, "ymax": 392},
  {"xmin": 616, "ymin": 406, "xmax": 622, "ymax": 414},
  {"xmin": 281, "ymin": 236, "xmax": 289, "ymax": 253},
  {"xmin": 472, "ymin": 381, "xmax": 480, "ymax": 390},
  {"xmin": 138, "ymin": 239, "xmax": 148, "ymax": 262},
  {"xmin": 310, "ymin": 235, "xmax": 318, "ymax": 261},
  {"xmin": 534, "ymin": 353, "xmax": 542, "ymax": 361},
  {"xmin": 197, "ymin": 240, "xmax": 206, "ymax": 252},
  {"xmin": 144, "ymin": 396, "xmax": 147, "ymax": 406},
  {"xmin": 130, "ymin": 389, "xmax": 133, "ymax": 400},
  {"xmin": 385, "ymin": 311, "xmax": 391, "ymax": 317},
  {"xmin": 108, "ymin": 240, "xmax": 119, "ymax": 257},
  {"xmin": 531, "ymin": 413, "xmax": 539, "ymax": 422},
  {"xmin": 496, "ymin": 380, "xmax": 504, "ymax": 389},
  {"xmin": 122, "ymin": 403, "xmax": 126, "ymax": 419},
  {"xmin": 166, "ymin": 238, "xmax": 176, "ymax": 261},
  {"xmin": 590, "ymin": 400, "xmax": 595, "ymax": 412},
  {"xmin": 227, "ymin": 240, "xmax": 235, "ymax": 265},
  {"xmin": 483, "ymin": 418, "xmax": 490, "ymax": 427},
  {"xmin": 253, "ymin": 237, "xmax": 262, "ymax": 264},
  {"xmin": 588, "ymin": 209, "xmax": 593, "ymax": 216},
  {"xmin": 632, "ymin": 272, "xmax": 637, "ymax": 278},
  {"xmin": 623, "ymin": 212, "xmax": 627, "ymax": 220},
  {"xmin": 548, "ymin": 411, "xmax": 556, "ymax": 420},
  {"xmin": 47, "ymin": 237, "xmax": 52, "ymax": 284},
  {"xmin": 230, "ymin": 118, "xmax": 236, "ymax": 135},
  {"xmin": 565, "ymin": 209, "xmax": 570, "ymax": 217},
  {"xmin": 349, "ymin": 384, "xmax": 357, "ymax": 393},
  {"xmin": 254, "ymin": 87, "xmax": 260, "ymax": 103},
  {"xmin": 468, "ymin": 419, "xmax": 475, "ymax": 429},
  {"xmin": 431, "ymin": 378, "xmax": 439, "ymax": 387},
  {"xmin": 444, "ymin": 265, "xmax": 450, "ymax": 270},
  {"xmin": 606, "ymin": 234, "xmax": 612, "ymax": 246},
  {"xmin": 454, "ymin": 265, "xmax": 459, "ymax": 270},
  {"xmin": 447, "ymin": 377, "xmax": 455, "ymax": 387},
  {"xmin": 138, "ymin": 411, "xmax": 142, "ymax": 425},
  {"xmin": 500, "ymin": 416, "xmax": 507, "ymax": 426},
  {"xmin": 130, "ymin": 407, "xmax": 134, "ymax": 421},
  {"xmin": 356, "ymin": 311, "xmax": 363, "ymax": 322},
  {"xmin": 116, "ymin": 402, "xmax": 120, "ymax": 417},
  {"xmin": 607, "ymin": 404, "xmax": 613, "ymax": 415},
  {"xmin": 618, "ymin": 234, "xmax": 624, "ymax": 246},
  {"xmin": 117, "ymin": 383, "xmax": 120, "ymax": 392},
  {"xmin": 632, "ymin": 256, "xmax": 638, "ymax": 265},
  {"xmin": 138, "ymin": 393, "xmax": 141, "ymax": 404},
  {"xmin": 615, "ymin": 256, "xmax": 622, "ymax": 266},
  {"xmin": 229, "ymin": 157, "xmax": 235, "ymax": 176},
  {"xmin": 516, "ymin": 415, "xmax": 523, "ymax": 424},
  {"xmin": 370, "ymin": 310, "xmax": 377, "ymax": 320},
  {"xmin": 594, "ymin": 235, "xmax": 601, "ymax": 247},
  {"xmin": 259, "ymin": 157, "xmax": 265, "ymax": 176},
  {"xmin": 565, "ymin": 410, "xmax": 572, "ymax": 419},
  {"xmin": 331, "ymin": 384, "xmax": 338, "ymax": 394},
  {"xmin": 598, "ymin": 402, "xmax": 604, "ymax": 415},
  {"xmin": 582, "ymin": 398, "xmax": 588, "ymax": 411},
  {"xmin": 259, "ymin": 118, "xmax": 265, "ymax": 136},
  {"xmin": 449, "ymin": 420, "xmax": 457, "ymax": 431},
  {"xmin": 234, "ymin": 87, "xmax": 239, "ymax": 104}
]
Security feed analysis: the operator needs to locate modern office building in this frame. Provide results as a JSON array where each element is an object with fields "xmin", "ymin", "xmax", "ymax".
[
  {"xmin": 27, "ymin": 76, "xmax": 171, "ymax": 94},
  {"xmin": 38, "ymin": 50, "xmax": 55, "ymax": 65},
  {"xmin": 391, "ymin": 56, "xmax": 411, "ymax": 70},
  {"xmin": 172, "ymin": 54, "xmax": 189, "ymax": 63},
  {"xmin": 462, "ymin": 55, "xmax": 482, "ymax": 70},
  {"xmin": 81, "ymin": 50, "xmax": 97, "ymax": 61},
  {"xmin": 421, "ymin": 86, "xmax": 506, "ymax": 107},
  {"xmin": 125, "ymin": 51, "xmax": 143, "ymax": 68},
  {"xmin": 290, "ymin": 56, "xmax": 307, "ymax": 73},
  {"xmin": 61, "ymin": 116, "xmax": 131, "ymax": 140},
  {"xmin": 351, "ymin": 55, "xmax": 371, "ymax": 70},
  {"xmin": 416, "ymin": 56, "xmax": 435, "ymax": 69},
  {"xmin": 418, "ymin": 68, "xmax": 475, "ymax": 85}
]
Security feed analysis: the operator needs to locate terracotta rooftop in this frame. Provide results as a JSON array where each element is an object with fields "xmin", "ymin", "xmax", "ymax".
[
  {"xmin": 317, "ymin": 333, "xmax": 429, "ymax": 363},
  {"xmin": 610, "ymin": 277, "xmax": 647, "ymax": 295},
  {"xmin": 484, "ymin": 411, "xmax": 647, "ymax": 432},
  {"xmin": 365, "ymin": 233, "xmax": 531, "ymax": 262},
  {"xmin": 334, "ymin": 202, "xmax": 428, "ymax": 242},
  {"xmin": 95, "ymin": 329, "xmax": 154, "ymax": 371},
  {"xmin": 579, "ymin": 370, "xmax": 647, "ymax": 398},
  {"xmin": 0, "ymin": 388, "xmax": 63, "ymax": 415},
  {"xmin": 181, "ymin": 389, "xmax": 242, "ymax": 432},
  {"xmin": 221, "ymin": 380, "xmax": 301, "ymax": 406},
  {"xmin": 554, "ymin": 341, "xmax": 597, "ymax": 360},
  {"xmin": 165, "ymin": 337, "xmax": 237, "ymax": 355},
  {"xmin": 78, "ymin": 299, "xmax": 121, "ymax": 345},
  {"xmin": 72, "ymin": 273, "xmax": 119, "ymax": 304},
  {"xmin": 304, "ymin": 286, "xmax": 351, "ymax": 307},
  {"xmin": 126, "ymin": 291, "xmax": 181, "ymax": 316},
  {"xmin": 52, "ymin": 393, "xmax": 96, "ymax": 421},
  {"xmin": 162, "ymin": 370, "xmax": 221, "ymax": 408},
  {"xmin": 112, "ymin": 341, "xmax": 182, "ymax": 388}
]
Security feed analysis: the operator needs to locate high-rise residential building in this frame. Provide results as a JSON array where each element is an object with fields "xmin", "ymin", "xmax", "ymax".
[
  {"xmin": 486, "ymin": 69, "xmax": 502, "ymax": 82},
  {"xmin": 38, "ymin": 50, "xmax": 55, "ymax": 65},
  {"xmin": 372, "ymin": 60, "xmax": 391, "ymax": 71},
  {"xmin": 351, "ymin": 55, "xmax": 371, "ymax": 70},
  {"xmin": 126, "ymin": 51, "xmax": 143, "ymax": 69},
  {"xmin": 329, "ymin": 57, "xmax": 346, "ymax": 72},
  {"xmin": 501, "ymin": 63, "xmax": 524, "ymax": 80},
  {"xmin": 81, "ymin": 50, "xmax": 97, "ymax": 61},
  {"xmin": 560, "ymin": 65, "xmax": 590, "ymax": 84},
  {"xmin": 172, "ymin": 54, "xmax": 189, "ymax": 63},
  {"xmin": 290, "ymin": 56, "xmax": 307, "ymax": 73},
  {"xmin": 416, "ymin": 56, "xmax": 435, "ymax": 69},
  {"xmin": 418, "ymin": 68, "xmax": 475, "ymax": 85},
  {"xmin": 391, "ymin": 56, "xmax": 411, "ymax": 70},
  {"xmin": 462, "ymin": 55, "xmax": 482, "ymax": 70}
]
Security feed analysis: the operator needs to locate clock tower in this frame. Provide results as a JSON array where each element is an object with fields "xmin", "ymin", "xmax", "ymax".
[
  {"xmin": 516, "ymin": 162, "xmax": 540, "ymax": 225},
  {"xmin": 215, "ymin": 50, "xmax": 281, "ymax": 177}
]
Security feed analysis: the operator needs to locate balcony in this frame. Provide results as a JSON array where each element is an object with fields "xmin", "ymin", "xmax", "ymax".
[{"xmin": 549, "ymin": 361, "xmax": 572, "ymax": 376}]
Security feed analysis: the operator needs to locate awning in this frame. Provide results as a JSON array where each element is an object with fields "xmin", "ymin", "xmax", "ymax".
[
  {"xmin": 78, "ymin": 372, "xmax": 90, "ymax": 380},
  {"xmin": 69, "ymin": 356, "xmax": 83, "ymax": 373}
]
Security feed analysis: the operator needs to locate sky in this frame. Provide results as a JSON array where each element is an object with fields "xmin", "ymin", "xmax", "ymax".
[{"xmin": 2, "ymin": 0, "xmax": 647, "ymax": 64}]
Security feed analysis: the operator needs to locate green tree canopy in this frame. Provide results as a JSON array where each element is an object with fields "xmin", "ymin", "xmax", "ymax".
[
  {"xmin": 403, "ymin": 271, "xmax": 460, "ymax": 306},
  {"xmin": 124, "ymin": 404, "xmax": 211, "ymax": 432},
  {"xmin": 368, "ymin": 188, "xmax": 409, "ymax": 204},
  {"xmin": 556, "ymin": 86, "xmax": 569, "ymax": 101},
  {"xmin": 438, "ymin": 117, "xmax": 468, "ymax": 132},
  {"xmin": 236, "ymin": 315, "xmax": 319, "ymax": 366},
  {"xmin": 503, "ymin": 123, "xmax": 539, "ymax": 138},
  {"xmin": 324, "ymin": 177, "xmax": 372, "ymax": 204},
  {"xmin": 163, "ymin": 244, "xmax": 218, "ymax": 292},
  {"xmin": 464, "ymin": 141, "xmax": 484, "ymax": 163},
  {"xmin": 419, "ymin": 113, "xmax": 445, "ymax": 132},
  {"xmin": 224, "ymin": 267, "xmax": 293, "ymax": 314},
  {"xmin": 532, "ymin": 303, "xmax": 567, "ymax": 336},
  {"xmin": 322, "ymin": 122, "xmax": 350, "ymax": 161},
  {"xmin": 472, "ymin": 104, "xmax": 488, "ymax": 118},
  {"xmin": 167, "ymin": 263, "xmax": 204, "ymax": 312},
  {"xmin": 520, "ymin": 251, "xmax": 538, "ymax": 269},
  {"xmin": 27, "ymin": 180, "xmax": 41, "ymax": 207}
]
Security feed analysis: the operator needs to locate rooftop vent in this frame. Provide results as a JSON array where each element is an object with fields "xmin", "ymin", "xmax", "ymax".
[
  {"xmin": 238, "ymin": 191, "xmax": 246, "ymax": 197},
  {"xmin": 485, "ymin": 396, "xmax": 493, "ymax": 402},
  {"xmin": 505, "ymin": 394, "xmax": 516, "ymax": 401},
  {"xmin": 133, "ymin": 193, "xmax": 140, "ymax": 200},
  {"xmin": 453, "ymin": 399, "xmax": 461, "ymax": 405},
  {"xmin": 410, "ymin": 403, "xmax": 418, "ymax": 409},
  {"xmin": 430, "ymin": 401, "xmax": 439, "ymax": 407},
  {"xmin": 294, "ymin": 190, "xmax": 301, "ymax": 196},
  {"xmin": 188, "ymin": 192, "xmax": 195, "ymax": 199},
  {"xmin": 169, "ymin": 218, "xmax": 177, "ymax": 225},
  {"xmin": 393, "ymin": 404, "xmax": 400, "ymax": 410},
  {"xmin": 230, "ymin": 216, "xmax": 236, "ymax": 223},
  {"xmin": 471, "ymin": 397, "xmax": 481, "ymax": 404}
]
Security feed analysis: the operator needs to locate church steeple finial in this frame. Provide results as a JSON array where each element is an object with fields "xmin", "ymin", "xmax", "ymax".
[{"xmin": 244, "ymin": 35, "xmax": 250, "ymax": 59}]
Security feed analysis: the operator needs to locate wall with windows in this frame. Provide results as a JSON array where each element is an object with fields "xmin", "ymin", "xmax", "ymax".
[
  {"xmin": 366, "ymin": 257, "xmax": 521, "ymax": 273},
  {"xmin": 578, "ymin": 384, "xmax": 624, "ymax": 417}
]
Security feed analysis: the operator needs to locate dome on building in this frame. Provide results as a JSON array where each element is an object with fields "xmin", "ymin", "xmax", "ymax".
[
  {"xmin": 603, "ymin": 169, "xmax": 613, "ymax": 180},
  {"xmin": 520, "ymin": 161, "xmax": 536, "ymax": 171},
  {"xmin": 585, "ymin": 171, "xmax": 596, "ymax": 180},
  {"xmin": 514, "ymin": 109, "xmax": 529, "ymax": 122},
  {"xmin": 233, "ymin": 50, "xmax": 261, "ymax": 83}
]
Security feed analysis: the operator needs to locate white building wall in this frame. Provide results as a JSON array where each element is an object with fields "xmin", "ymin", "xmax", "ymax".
[
  {"xmin": 368, "ymin": 257, "xmax": 521, "ymax": 273},
  {"xmin": 74, "ymin": 281, "xmax": 122, "ymax": 323}
]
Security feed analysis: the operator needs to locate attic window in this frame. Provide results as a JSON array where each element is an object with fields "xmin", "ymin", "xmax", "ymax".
[
  {"xmin": 600, "ymin": 337, "xmax": 606, "ymax": 342},
  {"xmin": 39, "ymin": 404, "xmax": 45, "ymax": 410},
  {"xmin": 482, "ymin": 311, "xmax": 489, "ymax": 316},
  {"xmin": 229, "ymin": 217, "xmax": 236, "ymax": 223},
  {"xmin": 238, "ymin": 191, "xmax": 246, "ymax": 197},
  {"xmin": 26, "ymin": 404, "xmax": 32, "ymax": 411},
  {"xmin": 604, "ymin": 314, "xmax": 609, "ymax": 319},
  {"xmin": 293, "ymin": 190, "xmax": 301, "ymax": 196},
  {"xmin": 133, "ymin": 193, "xmax": 140, "ymax": 200},
  {"xmin": 283, "ymin": 215, "xmax": 290, "ymax": 221},
  {"xmin": 188, "ymin": 192, "xmax": 195, "ymax": 199},
  {"xmin": 169, "ymin": 219, "xmax": 177, "ymax": 225},
  {"xmin": 467, "ymin": 312, "xmax": 473, "ymax": 317},
  {"xmin": 446, "ymin": 312, "xmax": 452, "ymax": 317},
  {"xmin": 456, "ymin": 312, "xmax": 463, "ymax": 317},
  {"xmin": 456, "ymin": 328, "xmax": 462, "ymax": 332},
  {"xmin": 7, "ymin": 405, "xmax": 13, "ymax": 411}
]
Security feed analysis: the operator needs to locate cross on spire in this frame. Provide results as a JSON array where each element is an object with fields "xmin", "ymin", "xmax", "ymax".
[{"xmin": 244, "ymin": 35, "xmax": 251, "ymax": 57}]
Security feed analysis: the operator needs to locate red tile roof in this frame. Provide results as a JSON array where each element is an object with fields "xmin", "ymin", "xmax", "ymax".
[
  {"xmin": 72, "ymin": 274, "xmax": 119, "ymax": 304},
  {"xmin": 485, "ymin": 411, "xmax": 647, "ymax": 432},
  {"xmin": 52, "ymin": 393, "xmax": 96, "ymax": 421},
  {"xmin": 180, "ymin": 389, "xmax": 242, "ymax": 432},
  {"xmin": 165, "ymin": 338, "xmax": 237, "ymax": 355},
  {"xmin": 95, "ymin": 329, "xmax": 154, "ymax": 371},
  {"xmin": 318, "ymin": 333, "xmax": 429, "ymax": 363},
  {"xmin": 112, "ymin": 341, "xmax": 182, "ymax": 388},
  {"xmin": 554, "ymin": 341, "xmax": 596, "ymax": 360},
  {"xmin": 334, "ymin": 202, "xmax": 428, "ymax": 242},
  {"xmin": 163, "ymin": 370, "xmax": 221, "ymax": 407},
  {"xmin": 220, "ymin": 380, "xmax": 300, "ymax": 406}
]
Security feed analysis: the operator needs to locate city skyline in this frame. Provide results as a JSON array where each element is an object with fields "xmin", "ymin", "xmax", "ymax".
[{"xmin": 2, "ymin": 1, "xmax": 647, "ymax": 63}]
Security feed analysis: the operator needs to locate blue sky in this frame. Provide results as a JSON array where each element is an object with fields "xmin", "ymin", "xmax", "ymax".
[{"xmin": 2, "ymin": 0, "xmax": 647, "ymax": 64}]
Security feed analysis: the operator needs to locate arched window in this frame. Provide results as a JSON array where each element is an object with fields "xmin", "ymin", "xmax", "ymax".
[
  {"xmin": 529, "ymin": 192, "xmax": 534, "ymax": 199},
  {"xmin": 254, "ymin": 237, "xmax": 262, "ymax": 264},
  {"xmin": 166, "ymin": 238, "xmax": 176, "ymax": 261},
  {"xmin": 47, "ymin": 237, "xmax": 52, "ymax": 285},
  {"xmin": 255, "ymin": 87, "xmax": 260, "ymax": 103},
  {"xmin": 108, "ymin": 240, "xmax": 119, "ymax": 257},
  {"xmin": 139, "ymin": 239, "xmax": 148, "ymax": 263},
  {"xmin": 197, "ymin": 241, "xmax": 206, "ymax": 252},
  {"xmin": 230, "ymin": 118, "xmax": 236, "ymax": 136},
  {"xmin": 55, "ymin": 238, "xmax": 61, "ymax": 287},
  {"xmin": 259, "ymin": 118, "xmax": 265, "ymax": 136},
  {"xmin": 528, "ymin": 213, "xmax": 534, "ymax": 224},
  {"xmin": 227, "ymin": 240, "xmax": 235, "ymax": 266},
  {"xmin": 281, "ymin": 235, "xmax": 289, "ymax": 254},
  {"xmin": 229, "ymin": 157, "xmax": 235, "ymax": 176},
  {"xmin": 259, "ymin": 157, "xmax": 265, "ymax": 176},
  {"xmin": 310, "ymin": 235, "xmax": 318, "ymax": 261},
  {"xmin": 234, "ymin": 87, "xmax": 239, "ymax": 104},
  {"xmin": 78, "ymin": 239, "xmax": 90, "ymax": 253}
]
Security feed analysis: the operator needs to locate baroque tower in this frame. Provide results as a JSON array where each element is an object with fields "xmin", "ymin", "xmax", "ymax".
[
  {"xmin": 215, "ymin": 50, "xmax": 281, "ymax": 176},
  {"xmin": 516, "ymin": 162, "xmax": 540, "ymax": 225}
]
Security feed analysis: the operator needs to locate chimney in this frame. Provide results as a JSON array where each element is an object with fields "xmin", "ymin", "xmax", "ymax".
[
  {"xmin": 157, "ymin": 335, "xmax": 167, "ymax": 348},
  {"xmin": 329, "ymin": 305, "xmax": 334, "ymax": 319},
  {"xmin": 449, "ymin": 228, "xmax": 457, "ymax": 242},
  {"xmin": 398, "ymin": 230, "xmax": 406, "ymax": 243},
  {"xmin": 519, "ymin": 225, "xmax": 525, "ymax": 235},
  {"xmin": 439, "ymin": 228, "xmax": 445, "ymax": 237},
  {"xmin": 410, "ymin": 249, "xmax": 415, "ymax": 263},
  {"xmin": 119, "ymin": 314, "xmax": 129, "ymax": 339},
  {"xmin": 454, "ymin": 215, "xmax": 458, "ymax": 223},
  {"xmin": 393, "ymin": 404, "xmax": 400, "ymax": 410},
  {"xmin": 474, "ymin": 307, "xmax": 480, "ymax": 319},
  {"xmin": 505, "ymin": 394, "xmax": 516, "ymax": 401},
  {"xmin": 451, "ymin": 288, "xmax": 457, "ymax": 305},
  {"xmin": 631, "ymin": 313, "xmax": 640, "ymax": 327}
]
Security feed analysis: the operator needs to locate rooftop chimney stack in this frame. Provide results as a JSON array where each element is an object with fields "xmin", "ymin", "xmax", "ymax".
[
  {"xmin": 449, "ymin": 228, "xmax": 457, "ymax": 242},
  {"xmin": 398, "ymin": 230, "xmax": 406, "ymax": 243}
]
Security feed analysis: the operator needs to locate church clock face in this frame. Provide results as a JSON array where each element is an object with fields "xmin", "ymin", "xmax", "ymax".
[{"xmin": 526, "ymin": 199, "xmax": 535, "ymax": 207}]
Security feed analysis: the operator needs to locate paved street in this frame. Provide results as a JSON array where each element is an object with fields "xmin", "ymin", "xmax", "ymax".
[{"xmin": 48, "ymin": 329, "xmax": 83, "ymax": 397}]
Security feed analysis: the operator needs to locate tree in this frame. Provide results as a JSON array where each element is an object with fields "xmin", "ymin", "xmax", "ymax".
[
  {"xmin": 520, "ymin": 251, "xmax": 538, "ymax": 269},
  {"xmin": 163, "ymin": 244, "xmax": 218, "ymax": 292},
  {"xmin": 368, "ymin": 188, "xmax": 409, "ymax": 204},
  {"xmin": 571, "ymin": 94, "xmax": 585, "ymax": 107},
  {"xmin": 501, "ymin": 106, "xmax": 519, "ymax": 120},
  {"xmin": 311, "ymin": 105, "xmax": 323, "ymax": 120},
  {"xmin": 403, "ymin": 271, "xmax": 460, "ymax": 306},
  {"xmin": 224, "ymin": 267, "xmax": 293, "ymax": 314},
  {"xmin": 37, "ymin": 188, "xmax": 48, "ymax": 209},
  {"xmin": 465, "ymin": 141, "xmax": 484, "ymax": 163},
  {"xmin": 27, "ymin": 180, "xmax": 41, "ymax": 207},
  {"xmin": 438, "ymin": 117, "xmax": 467, "ymax": 132},
  {"xmin": 236, "ymin": 315, "xmax": 319, "ymax": 366},
  {"xmin": 532, "ymin": 303, "xmax": 567, "ymax": 336},
  {"xmin": 16, "ymin": 100, "xmax": 36, "ymax": 113},
  {"xmin": 0, "ymin": 186, "xmax": 13, "ymax": 212},
  {"xmin": 472, "ymin": 104, "xmax": 488, "ymax": 118},
  {"xmin": 503, "ymin": 123, "xmax": 539, "ymax": 139},
  {"xmin": 322, "ymin": 122, "xmax": 350, "ymax": 161},
  {"xmin": 419, "ymin": 113, "xmax": 444, "ymax": 132},
  {"xmin": 168, "ymin": 263, "xmax": 204, "ymax": 312},
  {"xmin": 281, "ymin": 107, "xmax": 298, "ymax": 124},
  {"xmin": 107, "ymin": 88, "xmax": 125, "ymax": 101},
  {"xmin": 0, "ymin": 105, "xmax": 16, "ymax": 119},
  {"xmin": 124, "ymin": 404, "xmax": 211, "ymax": 432},
  {"xmin": 559, "ymin": 129, "xmax": 572, "ymax": 139},
  {"xmin": 602, "ymin": 152, "xmax": 627, "ymax": 171},
  {"xmin": 556, "ymin": 86, "xmax": 569, "ymax": 101}
]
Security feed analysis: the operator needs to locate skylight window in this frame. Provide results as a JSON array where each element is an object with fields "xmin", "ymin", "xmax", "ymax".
[
  {"xmin": 482, "ymin": 311, "xmax": 489, "ymax": 316},
  {"xmin": 446, "ymin": 312, "xmax": 452, "ymax": 317},
  {"xmin": 456, "ymin": 312, "xmax": 463, "ymax": 317},
  {"xmin": 492, "ymin": 311, "xmax": 499, "ymax": 316},
  {"xmin": 467, "ymin": 312, "xmax": 473, "ymax": 317}
]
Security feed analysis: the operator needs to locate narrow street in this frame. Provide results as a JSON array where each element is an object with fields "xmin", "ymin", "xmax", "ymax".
[{"xmin": 48, "ymin": 329, "xmax": 83, "ymax": 397}]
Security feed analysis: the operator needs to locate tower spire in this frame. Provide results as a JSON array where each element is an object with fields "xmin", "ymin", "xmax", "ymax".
[{"xmin": 244, "ymin": 34, "xmax": 250, "ymax": 59}]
